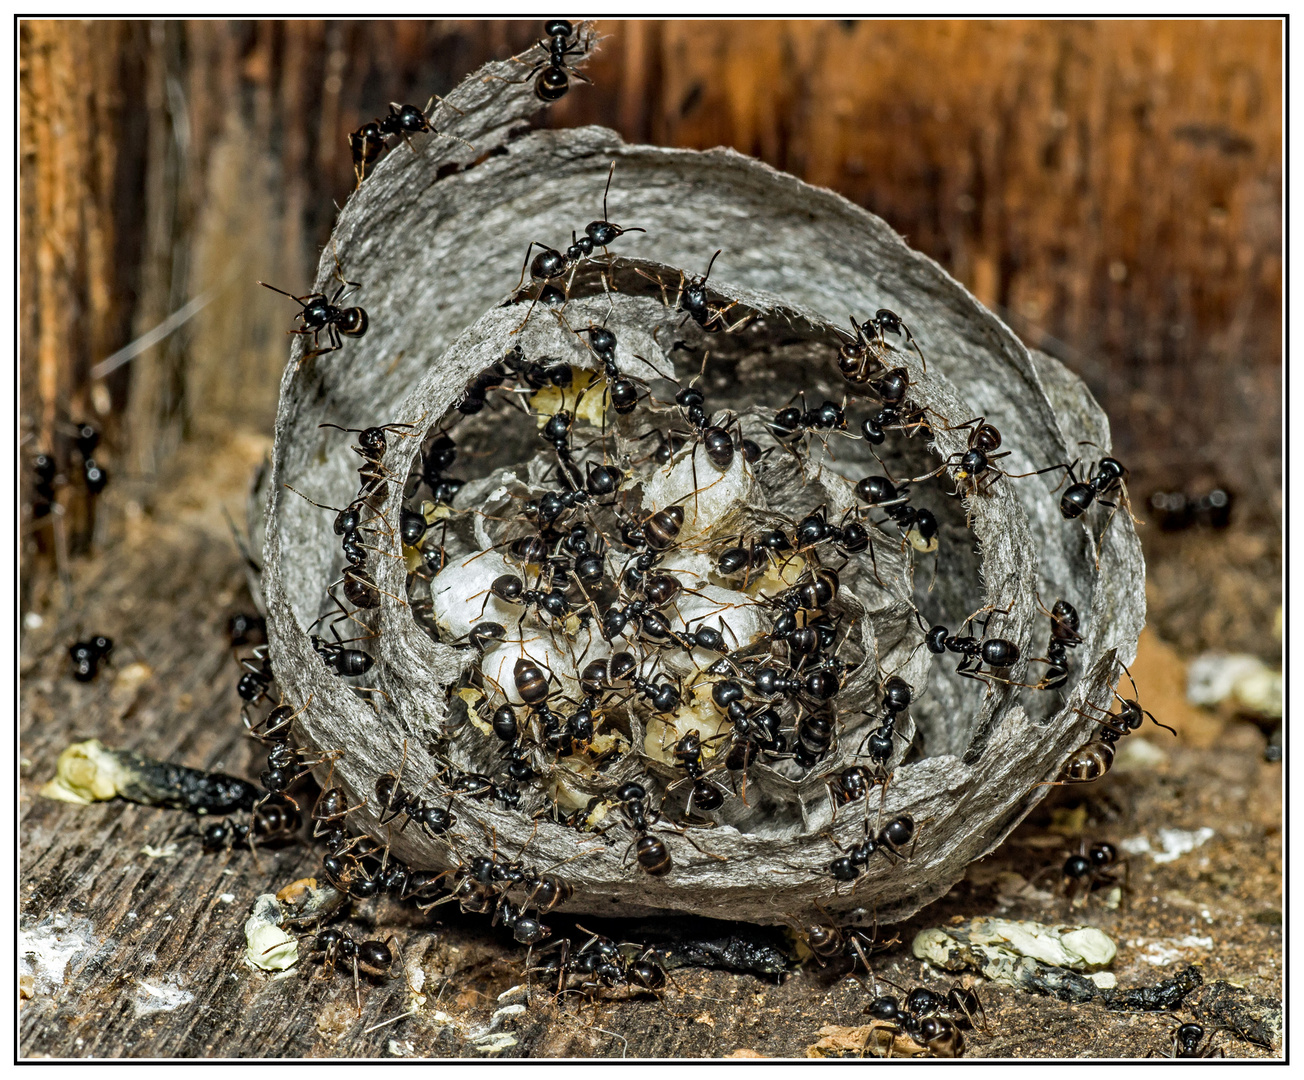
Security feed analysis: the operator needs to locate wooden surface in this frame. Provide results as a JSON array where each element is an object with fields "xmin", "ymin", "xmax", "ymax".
[
  {"xmin": 20, "ymin": 19, "xmax": 1282, "ymax": 520},
  {"xmin": 19, "ymin": 442, "xmax": 1282, "ymax": 1059}
]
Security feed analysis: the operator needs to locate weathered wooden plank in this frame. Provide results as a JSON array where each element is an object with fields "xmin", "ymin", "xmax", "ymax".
[{"xmin": 18, "ymin": 497, "xmax": 1283, "ymax": 1058}]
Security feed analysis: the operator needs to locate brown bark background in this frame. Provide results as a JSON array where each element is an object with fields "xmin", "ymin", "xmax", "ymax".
[{"xmin": 19, "ymin": 18, "xmax": 1282, "ymax": 651}]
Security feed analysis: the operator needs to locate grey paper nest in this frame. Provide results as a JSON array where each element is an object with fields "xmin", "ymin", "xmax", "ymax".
[{"xmin": 261, "ymin": 33, "xmax": 1144, "ymax": 926}]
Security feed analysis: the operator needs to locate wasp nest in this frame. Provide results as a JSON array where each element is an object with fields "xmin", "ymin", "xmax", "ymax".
[{"xmin": 261, "ymin": 31, "xmax": 1145, "ymax": 927}]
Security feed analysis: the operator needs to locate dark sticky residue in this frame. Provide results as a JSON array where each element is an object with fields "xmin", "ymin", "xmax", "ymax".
[
  {"xmin": 114, "ymin": 749, "xmax": 260, "ymax": 815},
  {"xmin": 1103, "ymin": 964, "xmax": 1203, "ymax": 1011}
]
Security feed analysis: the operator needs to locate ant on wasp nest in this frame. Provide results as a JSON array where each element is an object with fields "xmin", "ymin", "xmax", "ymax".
[{"xmin": 175, "ymin": 20, "xmax": 1155, "ymax": 1029}]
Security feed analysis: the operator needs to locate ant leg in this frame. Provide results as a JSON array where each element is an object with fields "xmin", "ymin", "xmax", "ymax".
[
  {"xmin": 303, "ymin": 323, "xmax": 344, "ymax": 363},
  {"xmin": 482, "ymin": 59, "xmax": 546, "ymax": 88},
  {"xmin": 515, "ymin": 241, "xmax": 549, "ymax": 294}
]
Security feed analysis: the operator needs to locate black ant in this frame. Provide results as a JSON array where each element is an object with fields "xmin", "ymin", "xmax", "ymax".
[
  {"xmin": 713, "ymin": 528, "xmax": 793, "ymax": 589},
  {"xmin": 199, "ymin": 795, "xmax": 301, "ymax": 855},
  {"xmin": 664, "ymin": 728, "xmax": 734, "ymax": 815},
  {"xmin": 909, "ymin": 417, "xmax": 1053, "ymax": 505},
  {"xmin": 236, "ymin": 645, "xmax": 275, "ymax": 710},
  {"xmin": 836, "ymin": 309, "xmax": 927, "ymax": 384},
  {"xmin": 307, "ymin": 621, "xmax": 389, "ymax": 706},
  {"xmin": 455, "ymin": 361, "xmax": 515, "ymax": 415},
  {"xmin": 853, "ymin": 474, "xmax": 938, "ymax": 555},
  {"xmin": 1052, "ymin": 452, "xmax": 1143, "ymax": 565},
  {"xmin": 631, "ymin": 348, "xmax": 745, "ymax": 484},
  {"xmin": 243, "ymin": 695, "xmax": 309, "ymax": 745},
  {"xmin": 919, "ymin": 608, "xmax": 1021, "ymax": 690},
  {"xmin": 916, "ymin": 418, "xmax": 1012, "ymax": 497},
  {"xmin": 494, "ymin": 897, "xmax": 554, "ymax": 949},
  {"xmin": 620, "ymin": 503, "xmax": 685, "ymax": 553},
  {"xmin": 1052, "ymin": 454, "xmax": 1135, "ymax": 522},
  {"xmin": 254, "ymin": 705, "xmax": 338, "ymax": 813},
  {"xmin": 1077, "ymin": 666, "xmax": 1177, "ymax": 744},
  {"xmin": 862, "ymin": 981, "xmax": 978, "ymax": 1057},
  {"xmin": 489, "ymin": 655, "xmax": 573, "ymax": 757},
  {"xmin": 574, "ymin": 321, "xmax": 643, "ymax": 416},
  {"xmin": 722, "ymin": 704, "xmax": 786, "ymax": 789},
  {"xmin": 1059, "ymin": 840, "xmax": 1129, "ymax": 908},
  {"xmin": 822, "ymin": 764, "xmax": 884, "ymax": 822},
  {"xmin": 374, "ymin": 742, "xmax": 458, "ymax": 841},
  {"xmin": 527, "ymin": 20, "xmax": 591, "ymax": 102},
  {"xmin": 1028, "ymin": 597, "xmax": 1082, "ymax": 691},
  {"xmin": 298, "ymin": 927, "xmax": 405, "ymax": 1015},
  {"xmin": 768, "ymin": 396, "xmax": 852, "ymax": 450},
  {"xmin": 579, "ymin": 161, "xmax": 646, "ymax": 254},
  {"xmin": 258, "ymin": 263, "xmax": 368, "ymax": 363},
  {"xmin": 792, "ymin": 507, "xmax": 871, "ymax": 557},
  {"xmin": 827, "ymin": 814, "xmax": 917, "ymax": 883},
  {"xmin": 857, "ymin": 367, "xmax": 934, "ymax": 444},
  {"xmin": 31, "ymin": 450, "xmax": 59, "ymax": 519},
  {"xmin": 532, "ymin": 926, "xmax": 668, "ymax": 1001},
  {"xmin": 319, "ymin": 418, "xmax": 420, "ymax": 509},
  {"xmin": 795, "ymin": 707, "xmax": 833, "ymax": 769},
  {"xmin": 855, "ymin": 675, "xmax": 915, "ymax": 774},
  {"xmin": 514, "ymin": 162, "xmax": 642, "ymax": 309},
  {"xmin": 767, "ymin": 609, "xmax": 839, "ymax": 665},
  {"xmin": 68, "ymin": 634, "xmax": 114, "ymax": 682},
  {"xmin": 621, "ymin": 661, "xmax": 683, "ymax": 715},
  {"xmin": 283, "ymin": 485, "xmax": 390, "ymax": 548},
  {"xmin": 614, "ymin": 781, "xmax": 672, "ymax": 876},
  {"xmin": 320, "ymin": 419, "xmax": 419, "ymax": 468},
  {"xmin": 310, "ymin": 767, "xmax": 368, "ymax": 841},
  {"xmin": 499, "ymin": 343, "xmax": 574, "ymax": 392},
  {"xmin": 472, "ymin": 571, "xmax": 573, "ymax": 631},
  {"xmin": 1149, "ymin": 1021, "xmax": 1224, "ymax": 1058},
  {"xmin": 599, "ymin": 595, "xmax": 676, "ymax": 646},
  {"xmin": 639, "ymin": 249, "xmax": 751, "ymax": 334},
  {"xmin": 1040, "ymin": 736, "xmax": 1118, "ymax": 788},
  {"xmin": 420, "ymin": 430, "xmax": 465, "ymax": 507},
  {"xmin": 348, "ymin": 97, "xmax": 470, "ymax": 186}
]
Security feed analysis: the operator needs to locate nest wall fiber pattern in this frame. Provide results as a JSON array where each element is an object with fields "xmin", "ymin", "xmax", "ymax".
[{"xmin": 262, "ymin": 31, "xmax": 1145, "ymax": 924}]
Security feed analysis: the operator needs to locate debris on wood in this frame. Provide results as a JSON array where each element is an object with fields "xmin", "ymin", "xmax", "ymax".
[
  {"xmin": 39, "ymin": 738, "xmax": 259, "ymax": 814},
  {"xmin": 275, "ymin": 875, "xmax": 348, "ymax": 926},
  {"xmin": 1103, "ymin": 964, "xmax": 1203, "ymax": 1011},
  {"xmin": 807, "ymin": 1022, "xmax": 928, "ymax": 1058},
  {"xmin": 244, "ymin": 893, "xmax": 298, "ymax": 972},
  {"xmin": 1191, "ymin": 980, "xmax": 1282, "ymax": 1050},
  {"xmin": 914, "ymin": 916, "xmax": 1117, "ymax": 1002}
]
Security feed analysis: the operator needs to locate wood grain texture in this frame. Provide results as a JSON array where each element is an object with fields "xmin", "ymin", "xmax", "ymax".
[
  {"xmin": 18, "ymin": 500, "xmax": 1282, "ymax": 1057},
  {"xmin": 19, "ymin": 20, "xmax": 1280, "ymax": 510}
]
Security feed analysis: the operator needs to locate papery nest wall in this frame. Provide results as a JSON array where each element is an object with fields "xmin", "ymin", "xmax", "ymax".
[{"xmin": 259, "ymin": 31, "xmax": 1144, "ymax": 925}]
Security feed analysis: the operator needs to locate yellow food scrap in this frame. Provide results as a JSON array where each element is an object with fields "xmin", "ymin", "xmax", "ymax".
[
  {"xmin": 645, "ymin": 680, "xmax": 731, "ymax": 762},
  {"xmin": 743, "ymin": 552, "xmax": 806, "ymax": 598},
  {"xmin": 529, "ymin": 368, "xmax": 607, "ymax": 427},
  {"xmin": 403, "ymin": 544, "xmax": 424, "ymax": 574},
  {"xmin": 39, "ymin": 739, "xmax": 129, "ymax": 804}
]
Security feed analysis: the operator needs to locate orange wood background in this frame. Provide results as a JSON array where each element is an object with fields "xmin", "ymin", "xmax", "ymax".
[{"xmin": 20, "ymin": 19, "xmax": 1282, "ymax": 533}]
